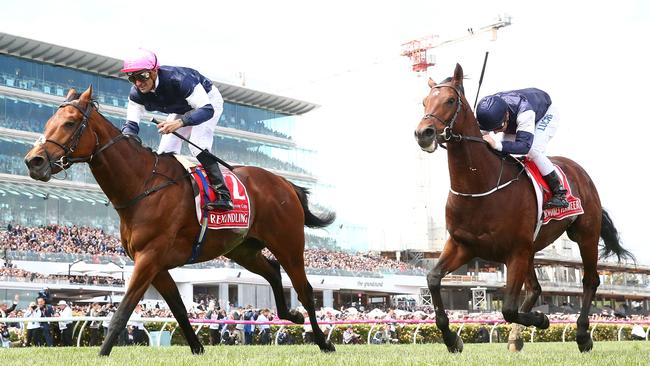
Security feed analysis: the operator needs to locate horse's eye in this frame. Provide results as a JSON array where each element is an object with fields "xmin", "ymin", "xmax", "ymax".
[
  {"xmin": 447, "ymin": 98, "xmax": 455, "ymax": 105},
  {"xmin": 64, "ymin": 121, "xmax": 76, "ymax": 128}
]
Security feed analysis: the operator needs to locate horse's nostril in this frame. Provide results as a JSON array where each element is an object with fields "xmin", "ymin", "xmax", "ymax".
[
  {"xmin": 423, "ymin": 128, "xmax": 435, "ymax": 138},
  {"xmin": 27, "ymin": 156, "xmax": 45, "ymax": 169}
]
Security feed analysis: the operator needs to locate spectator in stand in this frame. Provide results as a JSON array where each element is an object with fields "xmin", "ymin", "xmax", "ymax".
[
  {"xmin": 0, "ymin": 322, "xmax": 10, "ymax": 348},
  {"xmin": 276, "ymin": 327, "xmax": 293, "ymax": 345},
  {"xmin": 205, "ymin": 301, "xmax": 221, "ymax": 346},
  {"xmin": 302, "ymin": 309, "xmax": 313, "ymax": 344},
  {"xmin": 371, "ymin": 325, "xmax": 386, "ymax": 344},
  {"xmin": 0, "ymin": 294, "xmax": 19, "ymax": 321},
  {"xmin": 231, "ymin": 308, "xmax": 244, "ymax": 344},
  {"xmin": 56, "ymin": 300, "xmax": 73, "ymax": 346},
  {"xmin": 256, "ymin": 308, "xmax": 272, "ymax": 345},
  {"xmin": 128, "ymin": 304, "xmax": 147, "ymax": 346},
  {"xmin": 242, "ymin": 305, "xmax": 256, "ymax": 345},
  {"xmin": 631, "ymin": 324, "xmax": 646, "ymax": 340},
  {"xmin": 342, "ymin": 326, "xmax": 360, "ymax": 344},
  {"xmin": 88, "ymin": 303, "xmax": 102, "ymax": 346},
  {"xmin": 36, "ymin": 296, "xmax": 54, "ymax": 347},
  {"xmin": 25, "ymin": 301, "xmax": 42, "ymax": 347}
]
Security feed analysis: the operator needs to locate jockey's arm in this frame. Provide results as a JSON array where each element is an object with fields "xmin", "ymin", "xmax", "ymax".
[
  {"xmin": 179, "ymin": 82, "xmax": 214, "ymax": 126},
  {"xmin": 122, "ymin": 97, "xmax": 146, "ymax": 135},
  {"xmin": 494, "ymin": 110, "xmax": 535, "ymax": 155}
]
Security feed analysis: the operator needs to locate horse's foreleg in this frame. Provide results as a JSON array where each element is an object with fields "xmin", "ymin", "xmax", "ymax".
[
  {"xmin": 99, "ymin": 253, "xmax": 160, "ymax": 356},
  {"xmin": 151, "ymin": 270, "xmax": 204, "ymax": 354},
  {"xmin": 428, "ymin": 239, "xmax": 471, "ymax": 353},
  {"xmin": 508, "ymin": 262, "xmax": 547, "ymax": 351}
]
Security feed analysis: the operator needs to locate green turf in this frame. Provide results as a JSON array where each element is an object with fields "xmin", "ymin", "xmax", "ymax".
[{"xmin": 2, "ymin": 342, "xmax": 648, "ymax": 366}]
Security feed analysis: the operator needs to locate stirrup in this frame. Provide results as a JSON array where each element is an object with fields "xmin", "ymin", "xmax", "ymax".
[
  {"xmin": 204, "ymin": 199, "xmax": 234, "ymax": 211},
  {"xmin": 543, "ymin": 197, "xmax": 569, "ymax": 209}
]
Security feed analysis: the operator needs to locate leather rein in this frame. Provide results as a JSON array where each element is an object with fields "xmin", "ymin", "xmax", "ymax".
[
  {"xmin": 422, "ymin": 84, "xmax": 524, "ymax": 197},
  {"xmin": 41, "ymin": 100, "xmax": 179, "ymax": 209}
]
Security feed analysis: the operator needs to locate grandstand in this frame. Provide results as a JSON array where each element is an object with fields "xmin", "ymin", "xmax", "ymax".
[{"xmin": 1, "ymin": 32, "xmax": 649, "ymax": 318}]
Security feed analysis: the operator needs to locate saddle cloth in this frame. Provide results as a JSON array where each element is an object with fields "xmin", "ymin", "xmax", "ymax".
[
  {"xmin": 522, "ymin": 158, "xmax": 584, "ymax": 229},
  {"xmin": 175, "ymin": 155, "xmax": 250, "ymax": 230}
]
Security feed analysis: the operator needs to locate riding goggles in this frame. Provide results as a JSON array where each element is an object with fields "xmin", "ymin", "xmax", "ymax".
[{"xmin": 127, "ymin": 71, "xmax": 151, "ymax": 83}]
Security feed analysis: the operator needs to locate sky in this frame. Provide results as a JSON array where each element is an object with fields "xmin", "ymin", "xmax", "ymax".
[{"xmin": 2, "ymin": 0, "xmax": 650, "ymax": 263}]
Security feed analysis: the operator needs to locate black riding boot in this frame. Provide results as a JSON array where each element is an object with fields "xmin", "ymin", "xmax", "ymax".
[
  {"xmin": 543, "ymin": 171, "xmax": 569, "ymax": 209},
  {"xmin": 196, "ymin": 151, "xmax": 234, "ymax": 211}
]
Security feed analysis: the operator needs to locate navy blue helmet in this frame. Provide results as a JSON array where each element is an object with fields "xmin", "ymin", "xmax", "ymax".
[{"xmin": 476, "ymin": 95, "xmax": 508, "ymax": 131}]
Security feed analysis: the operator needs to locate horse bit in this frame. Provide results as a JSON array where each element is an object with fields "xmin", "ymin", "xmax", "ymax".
[
  {"xmin": 422, "ymin": 84, "xmax": 484, "ymax": 147},
  {"xmin": 421, "ymin": 84, "xmax": 522, "ymax": 197},
  {"xmin": 36, "ymin": 101, "xmax": 127, "ymax": 178}
]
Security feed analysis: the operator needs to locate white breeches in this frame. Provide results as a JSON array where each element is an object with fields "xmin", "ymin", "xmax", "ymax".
[
  {"xmin": 157, "ymin": 88, "xmax": 223, "ymax": 157},
  {"xmin": 527, "ymin": 104, "xmax": 559, "ymax": 176}
]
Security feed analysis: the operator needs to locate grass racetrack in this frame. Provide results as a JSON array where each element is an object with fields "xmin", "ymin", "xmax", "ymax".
[{"xmin": 3, "ymin": 342, "xmax": 648, "ymax": 366}]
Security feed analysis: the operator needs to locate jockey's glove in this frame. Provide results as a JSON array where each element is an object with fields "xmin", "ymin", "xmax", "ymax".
[{"xmin": 121, "ymin": 121, "xmax": 142, "ymax": 143}]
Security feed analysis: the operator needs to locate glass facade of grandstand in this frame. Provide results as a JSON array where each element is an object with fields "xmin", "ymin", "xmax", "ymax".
[{"xmin": 0, "ymin": 53, "xmax": 318, "ymax": 231}]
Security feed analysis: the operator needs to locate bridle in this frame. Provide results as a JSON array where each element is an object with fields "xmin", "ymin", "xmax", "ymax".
[
  {"xmin": 421, "ymin": 84, "xmax": 485, "ymax": 150},
  {"xmin": 421, "ymin": 84, "xmax": 523, "ymax": 197},
  {"xmin": 39, "ymin": 100, "xmax": 127, "ymax": 178},
  {"xmin": 36, "ymin": 98, "xmax": 180, "ymax": 209}
]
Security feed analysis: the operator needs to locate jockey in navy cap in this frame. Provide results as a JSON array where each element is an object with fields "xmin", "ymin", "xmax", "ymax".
[
  {"xmin": 477, "ymin": 88, "xmax": 569, "ymax": 209},
  {"xmin": 120, "ymin": 49, "xmax": 233, "ymax": 211}
]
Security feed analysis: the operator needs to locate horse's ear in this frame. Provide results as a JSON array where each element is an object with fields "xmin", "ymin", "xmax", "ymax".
[
  {"xmin": 452, "ymin": 63, "xmax": 464, "ymax": 87},
  {"xmin": 78, "ymin": 85, "xmax": 93, "ymax": 107},
  {"xmin": 65, "ymin": 88, "xmax": 78, "ymax": 102},
  {"xmin": 428, "ymin": 77, "xmax": 437, "ymax": 89}
]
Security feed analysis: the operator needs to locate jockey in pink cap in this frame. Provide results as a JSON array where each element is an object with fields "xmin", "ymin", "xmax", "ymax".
[
  {"xmin": 120, "ymin": 49, "xmax": 233, "ymax": 211},
  {"xmin": 121, "ymin": 48, "xmax": 160, "ymax": 73}
]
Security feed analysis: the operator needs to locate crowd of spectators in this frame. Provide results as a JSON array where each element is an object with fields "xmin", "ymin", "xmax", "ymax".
[
  {"xmin": 299, "ymin": 248, "xmax": 421, "ymax": 274},
  {"xmin": 3, "ymin": 288, "xmax": 650, "ymax": 349},
  {"xmin": 219, "ymin": 115, "xmax": 292, "ymax": 140},
  {"xmin": 0, "ymin": 267, "xmax": 125, "ymax": 286},
  {"xmin": 1, "ymin": 224, "xmax": 424, "ymax": 275},
  {"xmin": 2, "ymin": 224, "xmax": 125, "ymax": 256}
]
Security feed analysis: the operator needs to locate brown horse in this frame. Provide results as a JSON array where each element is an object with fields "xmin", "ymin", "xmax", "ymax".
[
  {"xmin": 24, "ymin": 86, "xmax": 337, "ymax": 356},
  {"xmin": 414, "ymin": 64, "xmax": 633, "ymax": 353}
]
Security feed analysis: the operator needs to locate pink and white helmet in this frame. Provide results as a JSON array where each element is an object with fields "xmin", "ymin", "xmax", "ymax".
[{"xmin": 121, "ymin": 48, "xmax": 160, "ymax": 73}]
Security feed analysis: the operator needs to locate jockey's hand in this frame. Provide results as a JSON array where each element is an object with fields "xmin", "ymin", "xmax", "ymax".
[
  {"xmin": 157, "ymin": 119, "xmax": 184, "ymax": 134},
  {"xmin": 482, "ymin": 133, "xmax": 497, "ymax": 149}
]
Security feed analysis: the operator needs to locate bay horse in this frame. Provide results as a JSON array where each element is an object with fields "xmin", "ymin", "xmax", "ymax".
[
  {"xmin": 24, "ymin": 86, "xmax": 337, "ymax": 355},
  {"xmin": 414, "ymin": 64, "xmax": 633, "ymax": 353}
]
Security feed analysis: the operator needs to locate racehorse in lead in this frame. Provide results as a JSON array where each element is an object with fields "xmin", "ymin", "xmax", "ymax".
[
  {"xmin": 414, "ymin": 64, "xmax": 633, "ymax": 353},
  {"xmin": 24, "ymin": 86, "xmax": 337, "ymax": 356}
]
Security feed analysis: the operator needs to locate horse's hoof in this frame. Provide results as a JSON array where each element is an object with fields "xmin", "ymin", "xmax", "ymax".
[
  {"xmin": 537, "ymin": 313, "xmax": 550, "ymax": 330},
  {"xmin": 507, "ymin": 338, "xmax": 524, "ymax": 352},
  {"xmin": 191, "ymin": 344, "xmax": 205, "ymax": 355},
  {"xmin": 446, "ymin": 335, "xmax": 463, "ymax": 353},
  {"xmin": 577, "ymin": 337, "xmax": 593, "ymax": 353},
  {"xmin": 319, "ymin": 340, "xmax": 336, "ymax": 353},
  {"xmin": 288, "ymin": 309, "xmax": 305, "ymax": 324}
]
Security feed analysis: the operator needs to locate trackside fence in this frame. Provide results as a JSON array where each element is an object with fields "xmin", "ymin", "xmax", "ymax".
[{"xmin": 2, "ymin": 317, "xmax": 649, "ymax": 347}]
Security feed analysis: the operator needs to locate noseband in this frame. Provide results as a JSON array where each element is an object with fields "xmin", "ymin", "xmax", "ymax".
[{"xmin": 40, "ymin": 100, "xmax": 127, "ymax": 176}]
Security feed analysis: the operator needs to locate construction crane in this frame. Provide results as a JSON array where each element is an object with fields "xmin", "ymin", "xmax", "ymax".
[{"xmin": 400, "ymin": 15, "xmax": 512, "ymax": 73}]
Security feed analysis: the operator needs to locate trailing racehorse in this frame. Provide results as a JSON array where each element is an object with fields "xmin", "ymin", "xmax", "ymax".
[
  {"xmin": 413, "ymin": 64, "xmax": 633, "ymax": 353},
  {"xmin": 24, "ymin": 86, "xmax": 336, "ymax": 356}
]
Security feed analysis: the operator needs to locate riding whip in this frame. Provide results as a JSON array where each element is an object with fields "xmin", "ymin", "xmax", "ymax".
[
  {"xmin": 473, "ymin": 51, "xmax": 489, "ymax": 110},
  {"xmin": 150, "ymin": 117, "xmax": 234, "ymax": 170}
]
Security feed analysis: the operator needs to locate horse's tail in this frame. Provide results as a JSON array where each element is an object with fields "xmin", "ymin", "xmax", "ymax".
[
  {"xmin": 289, "ymin": 181, "xmax": 336, "ymax": 228},
  {"xmin": 600, "ymin": 209, "xmax": 635, "ymax": 263}
]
